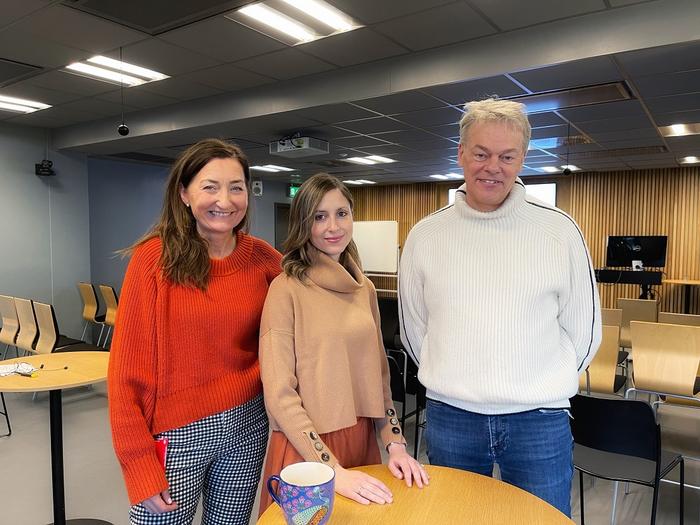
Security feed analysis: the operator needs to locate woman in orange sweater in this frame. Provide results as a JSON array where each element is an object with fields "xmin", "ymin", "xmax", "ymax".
[
  {"xmin": 259, "ymin": 174, "xmax": 428, "ymax": 515},
  {"xmin": 108, "ymin": 139, "xmax": 281, "ymax": 525}
]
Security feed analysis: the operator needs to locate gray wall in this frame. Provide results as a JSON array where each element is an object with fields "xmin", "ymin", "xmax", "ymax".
[
  {"xmin": 87, "ymin": 158, "xmax": 290, "ymax": 293},
  {"xmin": 0, "ymin": 122, "xmax": 90, "ymax": 337}
]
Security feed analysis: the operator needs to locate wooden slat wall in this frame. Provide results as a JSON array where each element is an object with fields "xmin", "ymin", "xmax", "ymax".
[
  {"xmin": 350, "ymin": 167, "xmax": 700, "ymax": 312},
  {"xmin": 569, "ymin": 167, "xmax": 700, "ymax": 314}
]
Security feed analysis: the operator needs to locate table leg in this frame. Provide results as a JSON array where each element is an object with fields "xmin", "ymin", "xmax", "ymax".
[{"xmin": 48, "ymin": 389, "xmax": 113, "ymax": 525}]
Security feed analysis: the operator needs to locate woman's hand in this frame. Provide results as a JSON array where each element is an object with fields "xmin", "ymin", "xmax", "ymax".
[
  {"xmin": 387, "ymin": 443, "xmax": 430, "ymax": 488},
  {"xmin": 333, "ymin": 464, "xmax": 394, "ymax": 505},
  {"xmin": 141, "ymin": 489, "xmax": 178, "ymax": 514}
]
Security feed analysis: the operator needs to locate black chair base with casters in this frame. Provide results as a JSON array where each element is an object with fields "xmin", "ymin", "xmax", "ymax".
[{"xmin": 570, "ymin": 394, "xmax": 684, "ymax": 525}]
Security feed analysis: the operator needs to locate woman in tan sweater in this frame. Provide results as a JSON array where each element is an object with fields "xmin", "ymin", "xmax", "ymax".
[{"xmin": 259, "ymin": 173, "xmax": 428, "ymax": 514}]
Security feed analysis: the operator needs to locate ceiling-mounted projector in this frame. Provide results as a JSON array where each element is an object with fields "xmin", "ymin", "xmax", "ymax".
[{"xmin": 269, "ymin": 136, "xmax": 329, "ymax": 158}]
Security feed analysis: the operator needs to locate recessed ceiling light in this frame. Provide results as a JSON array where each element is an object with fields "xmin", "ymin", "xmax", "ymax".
[
  {"xmin": 561, "ymin": 165, "xmax": 581, "ymax": 171},
  {"xmin": 236, "ymin": 4, "xmax": 317, "ymax": 43},
  {"xmin": 344, "ymin": 180, "xmax": 363, "ymax": 185},
  {"xmin": 250, "ymin": 164, "xmax": 295, "ymax": 172},
  {"xmin": 659, "ymin": 122, "xmax": 700, "ymax": 137},
  {"xmin": 65, "ymin": 56, "xmax": 169, "ymax": 87},
  {"xmin": 445, "ymin": 173, "xmax": 462, "ymax": 179},
  {"xmin": 430, "ymin": 174, "xmax": 449, "ymax": 180},
  {"xmin": 538, "ymin": 167, "xmax": 560, "ymax": 173},
  {"xmin": 365, "ymin": 155, "xmax": 395, "ymax": 164},
  {"xmin": 355, "ymin": 179, "xmax": 376, "ymax": 184},
  {"xmin": 680, "ymin": 156, "xmax": 699, "ymax": 164},
  {"xmin": 281, "ymin": 0, "xmax": 357, "ymax": 32},
  {"xmin": 227, "ymin": 1, "xmax": 360, "ymax": 46},
  {"xmin": 346, "ymin": 157, "xmax": 377, "ymax": 165},
  {"xmin": 0, "ymin": 95, "xmax": 51, "ymax": 113}
]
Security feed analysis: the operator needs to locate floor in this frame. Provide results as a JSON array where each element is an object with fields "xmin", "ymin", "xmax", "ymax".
[{"xmin": 0, "ymin": 385, "xmax": 698, "ymax": 525}]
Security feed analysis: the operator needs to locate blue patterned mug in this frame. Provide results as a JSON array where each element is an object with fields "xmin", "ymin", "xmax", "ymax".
[{"xmin": 267, "ymin": 462, "xmax": 335, "ymax": 525}]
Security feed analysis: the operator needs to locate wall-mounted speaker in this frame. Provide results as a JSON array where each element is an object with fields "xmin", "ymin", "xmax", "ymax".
[{"xmin": 252, "ymin": 180, "xmax": 263, "ymax": 197}]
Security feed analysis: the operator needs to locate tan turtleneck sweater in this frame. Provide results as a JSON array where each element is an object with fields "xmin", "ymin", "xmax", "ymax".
[{"xmin": 259, "ymin": 250, "xmax": 405, "ymax": 467}]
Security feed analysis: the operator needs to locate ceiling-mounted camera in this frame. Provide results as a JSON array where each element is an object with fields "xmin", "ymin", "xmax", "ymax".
[
  {"xmin": 562, "ymin": 167, "xmax": 572, "ymax": 176},
  {"xmin": 117, "ymin": 123, "xmax": 130, "ymax": 136}
]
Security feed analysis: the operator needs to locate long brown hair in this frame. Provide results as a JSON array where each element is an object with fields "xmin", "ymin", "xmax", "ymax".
[
  {"xmin": 282, "ymin": 173, "xmax": 361, "ymax": 280},
  {"xmin": 125, "ymin": 138, "xmax": 251, "ymax": 290}
]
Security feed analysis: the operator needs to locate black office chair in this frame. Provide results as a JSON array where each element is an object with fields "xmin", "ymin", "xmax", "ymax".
[{"xmin": 570, "ymin": 394, "xmax": 684, "ymax": 525}]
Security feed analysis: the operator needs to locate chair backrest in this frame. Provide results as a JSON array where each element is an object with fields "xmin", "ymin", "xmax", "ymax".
[
  {"xmin": 77, "ymin": 282, "xmax": 100, "ymax": 322},
  {"xmin": 617, "ymin": 298, "xmax": 658, "ymax": 347},
  {"xmin": 33, "ymin": 302, "xmax": 58, "ymax": 355},
  {"xmin": 658, "ymin": 312, "xmax": 700, "ymax": 327},
  {"xmin": 386, "ymin": 354, "xmax": 406, "ymax": 404},
  {"xmin": 14, "ymin": 298, "xmax": 38, "ymax": 352},
  {"xmin": 0, "ymin": 295, "xmax": 19, "ymax": 346},
  {"xmin": 377, "ymin": 296, "xmax": 401, "ymax": 350},
  {"xmin": 579, "ymin": 325, "xmax": 620, "ymax": 394},
  {"xmin": 601, "ymin": 308, "xmax": 622, "ymax": 327},
  {"xmin": 570, "ymin": 394, "xmax": 659, "ymax": 462},
  {"xmin": 630, "ymin": 320, "xmax": 700, "ymax": 397},
  {"xmin": 99, "ymin": 285, "xmax": 118, "ymax": 326}
]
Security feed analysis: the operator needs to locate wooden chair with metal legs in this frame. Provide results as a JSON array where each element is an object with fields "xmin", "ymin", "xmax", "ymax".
[
  {"xmin": 628, "ymin": 321, "xmax": 700, "ymax": 407},
  {"xmin": 98, "ymin": 285, "xmax": 118, "ymax": 349},
  {"xmin": 602, "ymin": 308, "xmax": 623, "ymax": 328},
  {"xmin": 658, "ymin": 312, "xmax": 700, "ymax": 327},
  {"xmin": 0, "ymin": 294, "xmax": 20, "ymax": 360},
  {"xmin": 579, "ymin": 325, "xmax": 625, "ymax": 395},
  {"xmin": 14, "ymin": 298, "xmax": 38, "ymax": 356},
  {"xmin": 33, "ymin": 302, "xmax": 104, "ymax": 355},
  {"xmin": 77, "ymin": 282, "xmax": 105, "ymax": 344},
  {"xmin": 617, "ymin": 298, "xmax": 658, "ymax": 349}
]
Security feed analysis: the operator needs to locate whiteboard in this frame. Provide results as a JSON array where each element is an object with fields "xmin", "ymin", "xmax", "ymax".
[{"xmin": 353, "ymin": 221, "xmax": 398, "ymax": 273}]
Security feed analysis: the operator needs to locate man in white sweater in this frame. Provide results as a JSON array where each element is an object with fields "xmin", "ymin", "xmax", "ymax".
[{"xmin": 399, "ymin": 98, "xmax": 601, "ymax": 517}]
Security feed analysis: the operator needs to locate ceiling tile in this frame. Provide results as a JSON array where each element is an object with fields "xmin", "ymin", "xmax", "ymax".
[
  {"xmin": 14, "ymin": 5, "xmax": 145, "ymax": 53},
  {"xmin": 0, "ymin": 83, "xmax": 80, "ymax": 106},
  {"xmin": 333, "ymin": 135, "xmax": 388, "ymax": 148},
  {"xmin": 616, "ymin": 40, "xmax": 700, "ymax": 76},
  {"xmin": 425, "ymin": 123, "xmax": 460, "ymax": 139},
  {"xmin": 181, "ymin": 63, "xmax": 275, "ymax": 92},
  {"xmin": 326, "ymin": 0, "xmax": 455, "ymax": 24},
  {"xmin": 468, "ymin": 0, "xmax": 607, "ymax": 31},
  {"xmin": 0, "ymin": 0, "xmax": 48, "ymax": 25},
  {"xmin": 528, "ymin": 112, "xmax": 566, "ymax": 128},
  {"xmin": 334, "ymin": 116, "xmax": 409, "ymax": 134},
  {"xmin": 633, "ymin": 69, "xmax": 700, "ymax": 99},
  {"xmin": 394, "ymin": 107, "xmax": 463, "ymax": 127},
  {"xmin": 511, "ymin": 56, "xmax": 622, "ymax": 92},
  {"xmin": 298, "ymin": 28, "xmax": 407, "ymax": 67},
  {"xmin": 234, "ymin": 49, "xmax": 336, "ymax": 81},
  {"xmin": 560, "ymin": 99, "xmax": 646, "ymax": 123},
  {"xmin": 576, "ymin": 114, "xmax": 653, "ymax": 134},
  {"xmin": 159, "ymin": 16, "xmax": 286, "ymax": 63},
  {"xmin": 0, "ymin": 29, "xmax": 88, "ymax": 68},
  {"xmin": 6, "ymin": 104, "xmax": 96, "ymax": 127},
  {"xmin": 293, "ymin": 104, "xmax": 378, "ymax": 124},
  {"xmin": 355, "ymin": 91, "xmax": 445, "ymax": 114},
  {"xmin": 370, "ymin": 128, "xmax": 442, "ymax": 144},
  {"xmin": 652, "ymin": 110, "xmax": 700, "ymax": 127},
  {"xmin": 422, "ymin": 76, "xmax": 525, "ymax": 105},
  {"xmin": 58, "ymin": 97, "xmax": 138, "ymax": 119},
  {"xmin": 645, "ymin": 93, "xmax": 700, "ymax": 115},
  {"xmin": 373, "ymin": 2, "xmax": 495, "ymax": 51},
  {"xmin": 25, "ymin": 70, "xmax": 117, "ymax": 96}
]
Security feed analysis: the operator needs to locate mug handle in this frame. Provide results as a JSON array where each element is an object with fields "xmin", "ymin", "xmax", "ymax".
[{"xmin": 267, "ymin": 475, "xmax": 282, "ymax": 507}]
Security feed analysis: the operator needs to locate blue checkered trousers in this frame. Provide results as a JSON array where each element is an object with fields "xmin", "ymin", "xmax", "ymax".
[{"xmin": 129, "ymin": 395, "xmax": 268, "ymax": 525}]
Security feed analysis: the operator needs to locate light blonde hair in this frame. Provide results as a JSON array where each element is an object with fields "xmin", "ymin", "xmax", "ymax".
[
  {"xmin": 124, "ymin": 138, "xmax": 251, "ymax": 290},
  {"xmin": 459, "ymin": 98, "xmax": 531, "ymax": 153},
  {"xmin": 282, "ymin": 173, "xmax": 361, "ymax": 281}
]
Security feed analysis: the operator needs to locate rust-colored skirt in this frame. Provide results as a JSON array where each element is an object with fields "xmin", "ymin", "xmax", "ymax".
[{"xmin": 258, "ymin": 417, "xmax": 381, "ymax": 516}]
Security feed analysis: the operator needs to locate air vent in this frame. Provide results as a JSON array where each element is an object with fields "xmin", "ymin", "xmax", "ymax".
[
  {"xmin": 512, "ymin": 82, "xmax": 632, "ymax": 114},
  {"xmin": 62, "ymin": 0, "xmax": 250, "ymax": 35}
]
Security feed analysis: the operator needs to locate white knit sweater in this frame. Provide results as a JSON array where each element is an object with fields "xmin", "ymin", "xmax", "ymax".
[{"xmin": 399, "ymin": 180, "xmax": 601, "ymax": 414}]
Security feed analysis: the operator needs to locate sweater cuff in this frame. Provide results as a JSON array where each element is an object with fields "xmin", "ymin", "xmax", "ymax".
[
  {"xmin": 376, "ymin": 407, "xmax": 406, "ymax": 450},
  {"xmin": 298, "ymin": 430, "xmax": 339, "ymax": 468},
  {"xmin": 121, "ymin": 453, "xmax": 170, "ymax": 505}
]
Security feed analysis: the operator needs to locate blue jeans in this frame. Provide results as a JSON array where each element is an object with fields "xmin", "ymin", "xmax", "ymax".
[{"xmin": 425, "ymin": 398, "xmax": 574, "ymax": 517}]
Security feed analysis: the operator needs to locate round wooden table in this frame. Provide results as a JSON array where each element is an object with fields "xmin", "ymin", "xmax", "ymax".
[
  {"xmin": 0, "ymin": 351, "xmax": 110, "ymax": 525},
  {"xmin": 258, "ymin": 464, "xmax": 574, "ymax": 524}
]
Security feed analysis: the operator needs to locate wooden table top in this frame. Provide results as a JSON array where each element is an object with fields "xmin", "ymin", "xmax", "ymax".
[
  {"xmin": 664, "ymin": 279, "xmax": 700, "ymax": 286},
  {"xmin": 257, "ymin": 464, "xmax": 573, "ymax": 525},
  {"xmin": 0, "ymin": 351, "xmax": 109, "ymax": 392}
]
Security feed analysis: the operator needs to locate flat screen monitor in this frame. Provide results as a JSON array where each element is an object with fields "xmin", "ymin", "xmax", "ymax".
[{"xmin": 605, "ymin": 235, "xmax": 668, "ymax": 268}]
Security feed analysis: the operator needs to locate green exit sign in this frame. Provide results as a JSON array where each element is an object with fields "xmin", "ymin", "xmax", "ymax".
[{"xmin": 287, "ymin": 184, "xmax": 301, "ymax": 198}]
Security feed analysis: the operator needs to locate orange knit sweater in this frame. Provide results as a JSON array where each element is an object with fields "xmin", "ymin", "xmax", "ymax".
[{"xmin": 108, "ymin": 233, "xmax": 281, "ymax": 505}]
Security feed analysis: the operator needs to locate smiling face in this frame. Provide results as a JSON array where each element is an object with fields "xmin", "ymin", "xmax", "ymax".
[
  {"xmin": 179, "ymin": 157, "xmax": 248, "ymax": 242},
  {"xmin": 458, "ymin": 121, "xmax": 525, "ymax": 212},
  {"xmin": 310, "ymin": 188, "xmax": 353, "ymax": 262}
]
